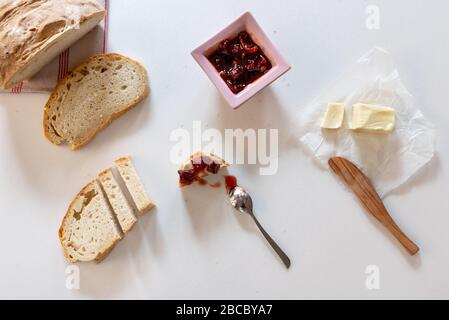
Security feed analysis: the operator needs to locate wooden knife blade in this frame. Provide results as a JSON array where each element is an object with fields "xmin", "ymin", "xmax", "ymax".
[{"xmin": 329, "ymin": 156, "xmax": 419, "ymax": 256}]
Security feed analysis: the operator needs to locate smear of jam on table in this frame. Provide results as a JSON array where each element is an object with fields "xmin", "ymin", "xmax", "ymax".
[
  {"xmin": 178, "ymin": 155, "xmax": 222, "ymax": 187},
  {"xmin": 210, "ymin": 182, "xmax": 222, "ymax": 188},
  {"xmin": 208, "ymin": 31, "xmax": 272, "ymax": 94},
  {"xmin": 225, "ymin": 175, "xmax": 238, "ymax": 192}
]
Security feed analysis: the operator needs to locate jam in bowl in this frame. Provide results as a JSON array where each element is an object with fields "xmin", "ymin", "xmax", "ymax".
[
  {"xmin": 191, "ymin": 12, "xmax": 291, "ymax": 109},
  {"xmin": 208, "ymin": 31, "xmax": 272, "ymax": 94}
]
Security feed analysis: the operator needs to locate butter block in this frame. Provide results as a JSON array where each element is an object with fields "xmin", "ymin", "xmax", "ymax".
[
  {"xmin": 351, "ymin": 103, "xmax": 395, "ymax": 132},
  {"xmin": 321, "ymin": 103, "xmax": 345, "ymax": 129}
]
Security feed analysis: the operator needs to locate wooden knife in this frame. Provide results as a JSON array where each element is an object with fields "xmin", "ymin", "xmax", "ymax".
[{"xmin": 329, "ymin": 156, "xmax": 419, "ymax": 256}]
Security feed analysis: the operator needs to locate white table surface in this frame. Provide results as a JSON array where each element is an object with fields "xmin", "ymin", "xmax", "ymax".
[{"xmin": 1, "ymin": 0, "xmax": 448, "ymax": 300}]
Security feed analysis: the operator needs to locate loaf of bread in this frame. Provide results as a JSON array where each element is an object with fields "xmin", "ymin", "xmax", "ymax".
[
  {"xmin": 43, "ymin": 53, "xmax": 149, "ymax": 150},
  {"xmin": 0, "ymin": 0, "xmax": 105, "ymax": 89}
]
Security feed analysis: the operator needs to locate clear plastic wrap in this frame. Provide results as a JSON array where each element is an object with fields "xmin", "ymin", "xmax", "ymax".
[{"xmin": 297, "ymin": 47, "xmax": 436, "ymax": 198}]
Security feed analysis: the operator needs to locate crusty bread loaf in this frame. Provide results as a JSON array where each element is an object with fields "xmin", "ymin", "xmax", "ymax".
[
  {"xmin": 0, "ymin": 0, "xmax": 105, "ymax": 89},
  {"xmin": 98, "ymin": 168, "xmax": 137, "ymax": 234},
  {"xmin": 114, "ymin": 157, "xmax": 155, "ymax": 215},
  {"xmin": 43, "ymin": 53, "xmax": 149, "ymax": 150},
  {"xmin": 58, "ymin": 180, "xmax": 122, "ymax": 263}
]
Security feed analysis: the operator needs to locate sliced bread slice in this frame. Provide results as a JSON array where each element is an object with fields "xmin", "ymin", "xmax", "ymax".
[
  {"xmin": 178, "ymin": 152, "xmax": 229, "ymax": 187},
  {"xmin": 114, "ymin": 157, "xmax": 155, "ymax": 215},
  {"xmin": 98, "ymin": 168, "xmax": 137, "ymax": 234},
  {"xmin": 59, "ymin": 180, "xmax": 122, "ymax": 263},
  {"xmin": 43, "ymin": 53, "xmax": 149, "ymax": 150}
]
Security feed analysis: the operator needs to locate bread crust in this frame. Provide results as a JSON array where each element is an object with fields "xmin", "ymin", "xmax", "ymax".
[
  {"xmin": 59, "ymin": 180, "xmax": 94, "ymax": 263},
  {"xmin": 43, "ymin": 53, "xmax": 150, "ymax": 150},
  {"xmin": 114, "ymin": 156, "xmax": 132, "ymax": 165},
  {"xmin": 94, "ymin": 238, "xmax": 120, "ymax": 263},
  {"xmin": 179, "ymin": 151, "xmax": 229, "ymax": 170},
  {"xmin": 114, "ymin": 156, "xmax": 156, "ymax": 215},
  {"xmin": 58, "ymin": 180, "xmax": 121, "ymax": 263},
  {"xmin": 98, "ymin": 167, "xmax": 137, "ymax": 233},
  {"xmin": 0, "ymin": 0, "xmax": 105, "ymax": 89}
]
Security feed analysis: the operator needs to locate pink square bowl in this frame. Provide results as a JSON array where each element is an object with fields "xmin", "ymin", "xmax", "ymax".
[{"xmin": 191, "ymin": 12, "xmax": 291, "ymax": 109}]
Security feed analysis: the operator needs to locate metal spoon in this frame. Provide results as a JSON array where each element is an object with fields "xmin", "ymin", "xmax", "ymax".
[{"xmin": 229, "ymin": 187, "xmax": 291, "ymax": 269}]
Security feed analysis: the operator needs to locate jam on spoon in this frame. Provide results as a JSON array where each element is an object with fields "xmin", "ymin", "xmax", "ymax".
[
  {"xmin": 225, "ymin": 175, "xmax": 238, "ymax": 192},
  {"xmin": 208, "ymin": 31, "xmax": 272, "ymax": 94}
]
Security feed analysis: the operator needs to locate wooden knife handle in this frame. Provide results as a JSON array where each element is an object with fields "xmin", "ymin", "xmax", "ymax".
[{"xmin": 329, "ymin": 157, "xmax": 419, "ymax": 256}]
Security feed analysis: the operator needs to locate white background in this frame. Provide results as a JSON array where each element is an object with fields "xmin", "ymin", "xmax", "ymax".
[{"xmin": 0, "ymin": 0, "xmax": 448, "ymax": 299}]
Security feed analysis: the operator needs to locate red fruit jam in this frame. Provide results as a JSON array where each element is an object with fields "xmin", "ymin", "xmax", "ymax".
[
  {"xmin": 225, "ymin": 175, "xmax": 238, "ymax": 192},
  {"xmin": 208, "ymin": 31, "xmax": 272, "ymax": 94},
  {"xmin": 178, "ymin": 155, "xmax": 223, "ymax": 187}
]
